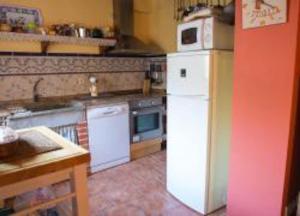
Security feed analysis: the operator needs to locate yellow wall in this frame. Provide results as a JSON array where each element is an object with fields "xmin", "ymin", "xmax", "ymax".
[
  {"xmin": 134, "ymin": 0, "xmax": 177, "ymax": 53},
  {"xmin": 133, "ymin": 0, "xmax": 232, "ymax": 53},
  {"xmin": 0, "ymin": 0, "xmax": 232, "ymax": 53},
  {"xmin": 0, "ymin": 0, "xmax": 113, "ymax": 53}
]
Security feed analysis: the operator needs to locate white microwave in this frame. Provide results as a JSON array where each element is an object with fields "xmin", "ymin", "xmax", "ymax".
[{"xmin": 177, "ymin": 17, "xmax": 234, "ymax": 52}]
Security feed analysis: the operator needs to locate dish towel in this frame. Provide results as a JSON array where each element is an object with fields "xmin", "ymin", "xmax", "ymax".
[{"xmin": 52, "ymin": 124, "xmax": 79, "ymax": 145}]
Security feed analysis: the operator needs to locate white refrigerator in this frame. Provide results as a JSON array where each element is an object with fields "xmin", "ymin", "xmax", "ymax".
[{"xmin": 167, "ymin": 50, "xmax": 233, "ymax": 214}]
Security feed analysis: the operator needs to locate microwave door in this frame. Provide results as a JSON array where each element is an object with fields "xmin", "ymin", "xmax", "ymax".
[
  {"xmin": 182, "ymin": 28, "xmax": 198, "ymax": 45},
  {"xmin": 177, "ymin": 19, "xmax": 203, "ymax": 52}
]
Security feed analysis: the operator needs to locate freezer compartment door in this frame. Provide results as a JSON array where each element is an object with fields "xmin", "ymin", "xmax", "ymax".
[
  {"xmin": 167, "ymin": 52, "xmax": 211, "ymax": 96},
  {"xmin": 167, "ymin": 95, "xmax": 210, "ymax": 214}
]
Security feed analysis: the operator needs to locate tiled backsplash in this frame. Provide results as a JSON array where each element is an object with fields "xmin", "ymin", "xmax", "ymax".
[
  {"xmin": 0, "ymin": 55, "xmax": 166, "ymax": 101},
  {"xmin": 0, "ymin": 56, "xmax": 146, "ymax": 75}
]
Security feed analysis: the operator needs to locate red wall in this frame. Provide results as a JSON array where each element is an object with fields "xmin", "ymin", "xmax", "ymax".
[{"xmin": 227, "ymin": 1, "xmax": 300, "ymax": 215}]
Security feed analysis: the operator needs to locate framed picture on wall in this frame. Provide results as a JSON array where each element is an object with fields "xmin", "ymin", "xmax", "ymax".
[
  {"xmin": 242, "ymin": 0, "xmax": 287, "ymax": 29},
  {"xmin": 0, "ymin": 5, "xmax": 43, "ymax": 27}
]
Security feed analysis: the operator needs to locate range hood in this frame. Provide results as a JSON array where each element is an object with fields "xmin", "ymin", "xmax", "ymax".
[{"xmin": 107, "ymin": 0, "xmax": 164, "ymax": 57}]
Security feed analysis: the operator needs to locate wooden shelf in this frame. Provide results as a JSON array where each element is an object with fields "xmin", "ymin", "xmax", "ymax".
[{"xmin": 0, "ymin": 32, "xmax": 117, "ymax": 52}]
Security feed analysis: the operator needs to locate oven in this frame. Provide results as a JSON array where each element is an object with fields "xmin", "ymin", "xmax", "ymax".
[{"xmin": 130, "ymin": 97, "xmax": 164, "ymax": 143}]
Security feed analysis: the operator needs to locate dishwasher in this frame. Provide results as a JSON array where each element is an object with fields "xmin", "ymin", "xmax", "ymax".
[{"xmin": 87, "ymin": 103, "xmax": 130, "ymax": 173}]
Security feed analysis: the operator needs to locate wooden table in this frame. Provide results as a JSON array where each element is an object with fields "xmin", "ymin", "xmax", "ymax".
[{"xmin": 0, "ymin": 127, "xmax": 90, "ymax": 216}]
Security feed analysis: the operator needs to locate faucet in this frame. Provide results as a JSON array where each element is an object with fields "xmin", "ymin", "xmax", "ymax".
[{"xmin": 33, "ymin": 78, "xmax": 44, "ymax": 102}]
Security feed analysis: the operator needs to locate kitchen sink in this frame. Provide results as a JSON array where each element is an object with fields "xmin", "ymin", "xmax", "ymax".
[
  {"xmin": 8, "ymin": 101, "xmax": 85, "ymax": 129},
  {"xmin": 7, "ymin": 101, "xmax": 84, "ymax": 118},
  {"xmin": 24, "ymin": 103, "xmax": 73, "ymax": 112}
]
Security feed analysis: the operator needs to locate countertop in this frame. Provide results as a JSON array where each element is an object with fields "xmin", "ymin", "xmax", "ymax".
[
  {"xmin": 78, "ymin": 92, "xmax": 165, "ymax": 108},
  {"xmin": 0, "ymin": 90, "xmax": 166, "ymax": 119}
]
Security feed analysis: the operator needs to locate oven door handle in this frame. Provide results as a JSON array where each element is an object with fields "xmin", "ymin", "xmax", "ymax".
[
  {"xmin": 131, "ymin": 105, "xmax": 164, "ymax": 116},
  {"xmin": 132, "ymin": 111, "xmax": 139, "ymax": 115}
]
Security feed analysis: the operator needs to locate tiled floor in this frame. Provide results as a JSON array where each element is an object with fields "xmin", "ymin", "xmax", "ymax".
[{"xmin": 56, "ymin": 151, "xmax": 226, "ymax": 216}]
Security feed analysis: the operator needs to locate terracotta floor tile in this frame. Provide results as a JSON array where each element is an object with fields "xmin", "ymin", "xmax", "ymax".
[
  {"xmin": 208, "ymin": 208, "xmax": 227, "ymax": 216},
  {"xmin": 162, "ymin": 205, "xmax": 202, "ymax": 216},
  {"xmin": 126, "ymin": 190, "xmax": 182, "ymax": 216},
  {"xmin": 102, "ymin": 203, "xmax": 146, "ymax": 216},
  {"xmin": 54, "ymin": 151, "xmax": 226, "ymax": 216}
]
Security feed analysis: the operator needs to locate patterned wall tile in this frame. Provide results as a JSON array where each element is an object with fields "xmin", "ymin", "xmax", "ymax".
[
  {"xmin": 0, "ymin": 55, "xmax": 166, "ymax": 101},
  {"xmin": 0, "ymin": 72, "xmax": 145, "ymax": 101},
  {"xmin": 0, "ymin": 56, "xmax": 147, "ymax": 75}
]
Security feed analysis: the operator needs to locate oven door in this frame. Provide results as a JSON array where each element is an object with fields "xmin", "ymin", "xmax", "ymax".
[{"xmin": 131, "ymin": 106, "xmax": 163, "ymax": 143}]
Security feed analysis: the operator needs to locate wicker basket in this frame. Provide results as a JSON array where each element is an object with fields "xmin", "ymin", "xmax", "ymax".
[{"xmin": 0, "ymin": 140, "xmax": 19, "ymax": 158}]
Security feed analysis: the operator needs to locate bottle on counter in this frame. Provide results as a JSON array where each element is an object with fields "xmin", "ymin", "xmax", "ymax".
[
  {"xmin": 143, "ymin": 71, "xmax": 151, "ymax": 96},
  {"xmin": 89, "ymin": 76, "xmax": 98, "ymax": 97}
]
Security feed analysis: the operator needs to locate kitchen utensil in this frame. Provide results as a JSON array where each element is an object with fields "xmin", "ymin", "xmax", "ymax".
[
  {"xmin": 150, "ymin": 63, "xmax": 156, "ymax": 73},
  {"xmin": 206, "ymin": 0, "xmax": 209, "ymax": 7},
  {"xmin": 69, "ymin": 23, "xmax": 77, "ymax": 36},
  {"xmin": 215, "ymin": 0, "xmax": 224, "ymax": 10},
  {"xmin": 12, "ymin": 26, "xmax": 24, "ymax": 33},
  {"xmin": 196, "ymin": 1, "xmax": 207, "ymax": 10},
  {"xmin": 91, "ymin": 28, "xmax": 103, "ymax": 38},
  {"xmin": 182, "ymin": 6, "xmax": 194, "ymax": 19},
  {"xmin": 37, "ymin": 27, "xmax": 48, "ymax": 35},
  {"xmin": 152, "ymin": 72, "xmax": 163, "ymax": 85},
  {"xmin": 52, "ymin": 24, "xmax": 66, "ymax": 36},
  {"xmin": 48, "ymin": 30, "xmax": 56, "ymax": 36},
  {"xmin": 102, "ymin": 26, "xmax": 114, "ymax": 38},
  {"xmin": 0, "ymin": 23, "xmax": 12, "ymax": 32},
  {"xmin": 78, "ymin": 27, "xmax": 87, "ymax": 38}
]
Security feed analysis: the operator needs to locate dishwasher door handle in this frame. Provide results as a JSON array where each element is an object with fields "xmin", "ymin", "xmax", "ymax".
[
  {"xmin": 97, "ymin": 108, "xmax": 123, "ymax": 117},
  {"xmin": 103, "ymin": 110, "xmax": 117, "ymax": 115},
  {"xmin": 88, "ymin": 104, "xmax": 129, "ymax": 119}
]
